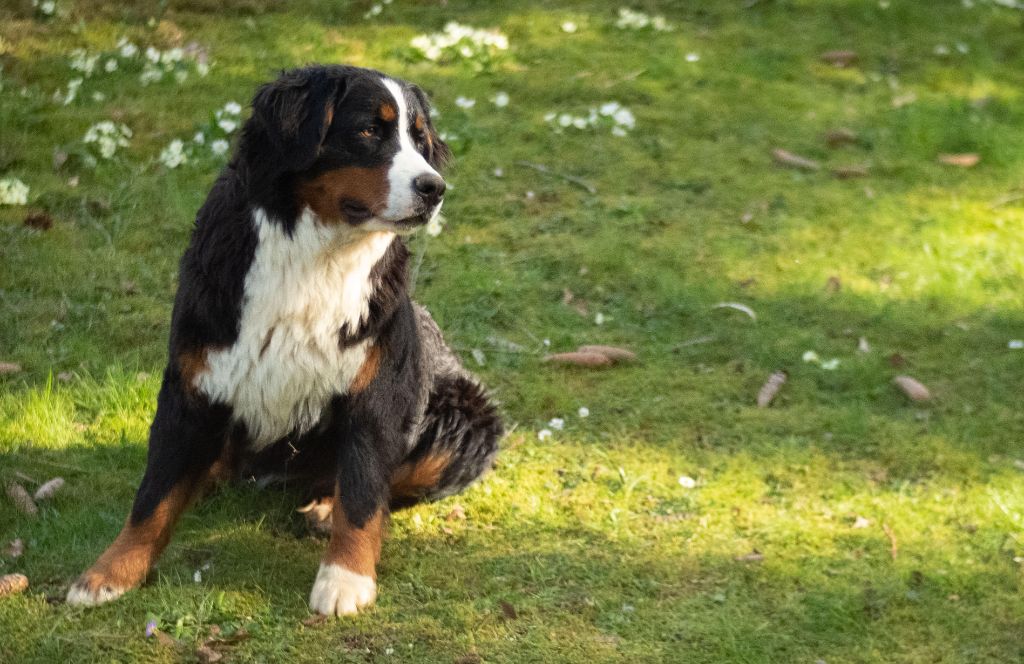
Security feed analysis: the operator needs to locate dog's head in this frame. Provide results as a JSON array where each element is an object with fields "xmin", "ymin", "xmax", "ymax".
[{"xmin": 238, "ymin": 65, "xmax": 451, "ymax": 232}]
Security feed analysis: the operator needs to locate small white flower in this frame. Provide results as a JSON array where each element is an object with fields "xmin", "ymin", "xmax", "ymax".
[
  {"xmin": 491, "ymin": 91, "xmax": 509, "ymax": 107},
  {"xmin": 1009, "ymin": 340, "xmax": 1024, "ymax": 350},
  {"xmin": 558, "ymin": 113, "xmax": 573, "ymax": 127},
  {"xmin": 612, "ymin": 107, "xmax": 635, "ymax": 129},
  {"xmin": 543, "ymin": 111, "xmax": 557, "ymax": 123},
  {"xmin": 425, "ymin": 214, "xmax": 444, "ymax": 236},
  {"xmin": 611, "ymin": 125, "xmax": 628, "ymax": 137},
  {"xmin": 196, "ymin": 62, "xmax": 210, "ymax": 77},
  {"xmin": 174, "ymin": 69, "xmax": 188, "ymax": 84},
  {"xmin": 455, "ymin": 96, "xmax": 476, "ymax": 109},
  {"xmin": 685, "ymin": 52, "xmax": 700, "ymax": 63},
  {"xmin": 599, "ymin": 102, "xmax": 621, "ymax": 116},
  {"xmin": 594, "ymin": 312, "xmax": 605, "ymax": 325},
  {"xmin": 140, "ymin": 63, "xmax": 163, "ymax": 85},
  {"xmin": 159, "ymin": 139, "xmax": 187, "ymax": 168},
  {"xmin": 492, "ymin": 167, "xmax": 504, "ymax": 177},
  {"xmin": 210, "ymin": 139, "xmax": 230, "ymax": 156},
  {"xmin": 217, "ymin": 119, "xmax": 238, "ymax": 134},
  {"xmin": 104, "ymin": 58, "xmax": 119, "ymax": 72},
  {"xmin": 193, "ymin": 131, "xmax": 205, "ymax": 145},
  {"xmin": 548, "ymin": 418, "xmax": 565, "ymax": 431},
  {"xmin": 820, "ymin": 358, "xmax": 841, "ymax": 370},
  {"xmin": 223, "ymin": 101, "xmax": 242, "ymax": 115},
  {"xmin": 119, "ymin": 42, "xmax": 138, "ymax": 59},
  {"xmin": 572, "ymin": 117, "xmax": 587, "ymax": 129},
  {"xmin": 578, "ymin": 406, "xmax": 590, "ymax": 418},
  {"xmin": 193, "ymin": 570, "xmax": 202, "ymax": 583},
  {"xmin": 561, "ymin": 21, "xmax": 578, "ymax": 33},
  {"xmin": 0, "ymin": 177, "xmax": 30, "ymax": 206},
  {"xmin": 91, "ymin": 91, "xmax": 105, "ymax": 102},
  {"xmin": 853, "ymin": 516, "xmax": 871, "ymax": 529},
  {"xmin": 802, "ymin": 350, "xmax": 820, "ymax": 363},
  {"xmin": 537, "ymin": 428, "xmax": 552, "ymax": 441},
  {"xmin": 145, "ymin": 46, "xmax": 161, "ymax": 63},
  {"xmin": 934, "ymin": 44, "xmax": 950, "ymax": 56},
  {"xmin": 678, "ymin": 475, "xmax": 697, "ymax": 489}
]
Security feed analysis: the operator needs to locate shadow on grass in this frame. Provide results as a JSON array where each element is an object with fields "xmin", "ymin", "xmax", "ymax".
[{"xmin": 1, "ymin": 436, "xmax": 1021, "ymax": 663}]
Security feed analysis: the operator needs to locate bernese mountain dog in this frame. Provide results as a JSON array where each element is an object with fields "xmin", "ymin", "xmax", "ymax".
[{"xmin": 66, "ymin": 65, "xmax": 503, "ymax": 616}]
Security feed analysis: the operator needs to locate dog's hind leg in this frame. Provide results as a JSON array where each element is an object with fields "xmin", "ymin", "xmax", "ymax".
[
  {"xmin": 66, "ymin": 368, "xmax": 231, "ymax": 606},
  {"xmin": 390, "ymin": 375, "xmax": 503, "ymax": 509}
]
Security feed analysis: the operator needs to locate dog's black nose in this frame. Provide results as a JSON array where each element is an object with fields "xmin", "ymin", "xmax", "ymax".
[{"xmin": 413, "ymin": 174, "xmax": 446, "ymax": 205}]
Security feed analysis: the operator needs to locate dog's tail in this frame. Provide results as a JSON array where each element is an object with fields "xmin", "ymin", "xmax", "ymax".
[{"xmin": 389, "ymin": 375, "xmax": 502, "ymax": 509}]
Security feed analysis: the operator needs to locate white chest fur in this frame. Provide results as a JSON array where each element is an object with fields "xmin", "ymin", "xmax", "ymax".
[{"xmin": 196, "ymin": 208, "xmax": 395, "ymax": 449}]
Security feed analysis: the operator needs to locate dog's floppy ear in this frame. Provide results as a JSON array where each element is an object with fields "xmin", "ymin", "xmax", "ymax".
[
  {"xmin": 241, "ymin": 67, "xmax": 344, "ymax": 198},
  {"xmin": 409, "ymin": 85, "xmax": 452, "ymax": 172}
]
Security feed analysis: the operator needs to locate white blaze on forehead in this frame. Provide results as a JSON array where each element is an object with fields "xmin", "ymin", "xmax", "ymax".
[{"xmin": 380, "ymin": 77, "xmax": 439, "ymax": 221}]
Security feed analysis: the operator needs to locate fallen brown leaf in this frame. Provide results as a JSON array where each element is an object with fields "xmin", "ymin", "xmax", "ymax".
[
  {"xmin": 887, "ymin": 353, "xmax": 907, "ymax": 368},
  {"xmin": 820, "ymin": 49, "xmax": 858, "ymax": 67},
  {"xmin": 24, "ymin": 211, "xmax": 53, "ymax": 231},
  {"xmin": 195, "ymin": 646, "xmax": 223, "ymax": 663},
  {"xmin": 455, "ymin": 654, "xmax": 483, "ymax": 664},
  {"xmin": 301, "ymin": 614, "xmax": 329, "ymax": 627},
  {"xmin": 825, "ymin": 275, "xmax": 842, "ymax": 293},
  {"xmin": 33, "ymin": 477, "xmax": 64, "ymax": 502},
  {"xmin": 830, "ymin": 165, "xmax": 870, "ymax": 179},
  {"xmin": 499, "ymin": 600, "xmax": 518, "ymax": 620},
  {"xmin": 756, "ymin": 371, "xmax": 787, "ymax": 408},
  {"xmin": 543, "ymin": 352, "xmax": 612, "ymax": 367},
  {"xmin": 576, "ymin": 345, "xmax": 637, "ymax": 362},
  {"xmin": 5, "ymin": 483, "xmax": 38, "ymax": 517},
  {"xmin": 0, "ymin": 362, "xmax": 23, "ymax": 375},
  {"xmin": 824, "ymin": 127, "xmax": 858, "ymax": 148},
  {"xmin": 938, "ymin": 153, "xmax": 980, "ymax": 168},
  {"xmin": 561, "ymin": 288, "xmax": 574, "ymax": 305},
  {"xmin": 154, "ymin": 630, "xmax": 178, "ymax": 648},
  {"xmin": 446, "ymin": 504, "xmax": 466, "ymax": 521},
  {"xmin": 735, "ymin": 550, "xmax": 765, "ymax": 563},
  {"xmin": 57, "ymin": 371, "xmax": 73, "ymax": 383},
  {"xmin": 771, "ymin": 148, "xmax": 821, "ymax": 171},
  {"xmin": 893, "ymin": 375, "xmax": 931, "ymax": 402},
  {"xmin": 0, "ymin": 573, "xmax": 28, "ymax": 597}
]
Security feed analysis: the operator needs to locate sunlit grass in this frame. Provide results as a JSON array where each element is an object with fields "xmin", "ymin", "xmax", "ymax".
[{"xmin": 2, "ymin": 0, "xmax": 1024, "ymax": 662}]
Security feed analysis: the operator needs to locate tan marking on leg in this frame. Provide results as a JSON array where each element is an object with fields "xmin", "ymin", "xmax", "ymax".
[
  {"xmin": 178, "ymin": 348, "xmax": 210, "ymax": 390},
  {"xmin": 297, "ymin": 167, "xmax": 390, "ymax": 223},
  {"xmin": 350, "ymin": 345, "xmax": 381, "ymax": 394},
  {"xmin": 324, "ymin": 497, "xmax": 386, "ymax": 578},
  {"xmin": 389, "ymin": 452, "xmax": 452, "ymax": 500},
  {"xmin": 67, "ymin": 481, "xmax": 196, "ymax": 604}
]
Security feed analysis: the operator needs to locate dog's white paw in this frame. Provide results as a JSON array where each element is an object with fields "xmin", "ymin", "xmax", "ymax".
[
  {"xmin": 66, "ymin": 577, "xmax": 127, "ymax": 607},
  {"xmin": 309, "ymin": 564, "xmax": 376, "ymax": 616}
]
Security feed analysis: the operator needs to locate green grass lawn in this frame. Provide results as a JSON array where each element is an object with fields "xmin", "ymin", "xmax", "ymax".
[{"xmin": 2, "ymin": 0, "xmax": 1024, "ymax": 661}]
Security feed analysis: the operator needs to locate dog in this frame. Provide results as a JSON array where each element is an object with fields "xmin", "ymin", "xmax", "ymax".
[{"xmin": 66, "ymin": 65, "xmax": 503, "ymax": 616}]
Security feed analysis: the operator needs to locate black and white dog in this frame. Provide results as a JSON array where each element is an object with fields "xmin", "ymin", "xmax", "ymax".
[{"xmin": 67, "ymin": 65, "xmax": 503, "ymax": 616}]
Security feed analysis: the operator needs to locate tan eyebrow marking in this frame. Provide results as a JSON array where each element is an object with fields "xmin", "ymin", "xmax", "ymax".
[{"xmin": 379, "ymin": 103, "xmax": 397, "ymax": 122}]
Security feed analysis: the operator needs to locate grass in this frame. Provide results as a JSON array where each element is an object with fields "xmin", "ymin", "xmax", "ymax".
[{"xmin": 1, "ymin": 0, "xmax": 1024, "ymax": 661}]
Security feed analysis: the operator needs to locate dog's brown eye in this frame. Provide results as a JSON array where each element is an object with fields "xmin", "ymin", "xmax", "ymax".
[{"xmin": 359, "ymin": 126, "xmax": 379, "ymax": 139}]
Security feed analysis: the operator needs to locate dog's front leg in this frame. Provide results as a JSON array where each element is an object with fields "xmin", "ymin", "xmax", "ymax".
[
  {"xmin": 308, "ymin": 404, "xmax": 398, "ymax": 616},
  {"xmin": 67, "ymin": 368, "xmax": 231, "ymax": 606}
]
